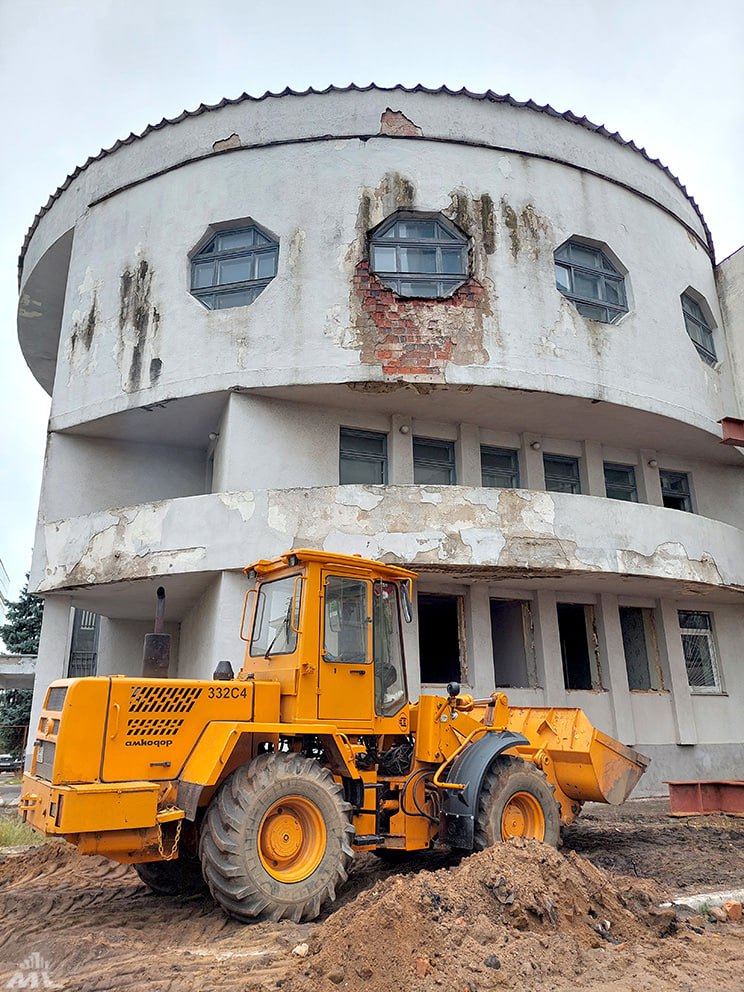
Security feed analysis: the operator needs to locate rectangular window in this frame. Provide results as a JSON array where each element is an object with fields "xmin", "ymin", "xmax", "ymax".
[
  {"xmin": 413, "ymin": 437, "xmax": 456, "ymax": 485},
  {"xmin": 557, "ymin": 603, "xmax": 599, "ymax": 690},
  {"xmin": 490, "ymin": 599, "xmax": 535, "ymax": 687},
  {"xmin": 323, "ymin": 576, "xmax": 370, "ymax": 664},
  {"xmin": 250, "ymin": 576, "xmax": 301, "ymax": 658},
  {"xmin": 417, "ymin": 593, "xmax": 463, "ymax": 683},
  {"xmin": 619, "ymin": 606, "xmax": 661, "ymax": 690},
  {"xmin": 481, "ymin": 446, "xmax": 520, "ymax": 489},
  {"xmin": 544, "ymin": 455, "xmax": 581, "ymax": 494},
  {"xmin": 339, "ymin": 428, "xmax": 387, "ymax": 485},
  {"xmin": 678, "ymin": 611, "xmax": 721, "ymax": 690},
  {"xmin": 661, "ymin": 471, "xmax": 692, "ymax": 512},
  {"xmin": 604, "ymin": 463, "xmax": 638, "ymax": 502}
]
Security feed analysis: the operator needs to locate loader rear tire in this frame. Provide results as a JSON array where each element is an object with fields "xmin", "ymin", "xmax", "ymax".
[
  {"xmin": 199, "ymin": 752, "xmax": 355, "ymax": 922},
  {"xmin": 134, "ymin": 854, "xmax": 207, "ymax": 897},
  {"xmin": 474, "ymin": 755, "xmax": 560, "ymax": 849}
]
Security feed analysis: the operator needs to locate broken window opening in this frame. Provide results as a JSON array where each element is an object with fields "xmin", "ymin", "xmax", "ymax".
[
  {"xmin": 660, "ymin": 470, "xmax": 693, "ymax": 512},
  {"xmin": 417, "ymin": 593, "xmax": 464, "ymax": 684},
  {"xmin": 557, "ymin": 603, "xmax": 600, "ymax": 690},
  {"xmin": 619, "ymin": 606, "xmax": 662, "ymax": 691},
  {"xmin": 490, "ymin": 599, "xmax": 536, "ymax": 688}
]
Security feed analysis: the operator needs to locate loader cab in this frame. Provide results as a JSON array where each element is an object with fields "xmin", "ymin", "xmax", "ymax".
[{"xmin": 241, "ymin": 550, "xmax": 415, "ymax": 730}]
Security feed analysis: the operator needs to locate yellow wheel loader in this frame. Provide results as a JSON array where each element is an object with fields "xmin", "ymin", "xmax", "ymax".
[{"xmin": 21, "ymin": 549, "xmax": 648, "ymax": 922}]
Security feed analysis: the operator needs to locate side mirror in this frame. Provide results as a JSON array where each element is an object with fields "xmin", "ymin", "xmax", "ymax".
[{"xmin": 400, "ymin": 579, "xmax": 414, "ymax": 623}]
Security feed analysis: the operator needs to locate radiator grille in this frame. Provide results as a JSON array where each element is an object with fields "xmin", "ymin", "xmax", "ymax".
[
  {"xmin": 126, "ymin": 718, "xmax": 184, "ymax": 738},
  {"xmin": 128, "ymin": 685, "xmax": 203, "ymax": 714},
  {"xmin": 34, "ymin": 740, "xmax": 56, "ymax": 782},
  {"xmin": 45, "ymin": 686, "xmax": 68, "ymax": 712}
]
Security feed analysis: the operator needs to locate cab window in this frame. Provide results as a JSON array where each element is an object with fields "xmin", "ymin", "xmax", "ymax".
[
  {"xmin": 373, "ymin": 581, "xmax": 407, "ymax": 715},
  {"xmin": 250, "ymin": 576, "xmax": 301, "ymax": 657},
  {"xmin": 323, "ymin": 577, "xmax": 370, "ymax": 664}
]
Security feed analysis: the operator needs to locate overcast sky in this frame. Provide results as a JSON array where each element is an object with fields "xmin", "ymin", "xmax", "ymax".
[{"xmin": 0, "ymin": 0, "xmax": 742, "ymax": 600}]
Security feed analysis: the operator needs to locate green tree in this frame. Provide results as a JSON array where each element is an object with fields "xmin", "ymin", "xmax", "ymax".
[
  {"xmin": 0, "ymin": 688, "xmax": 32, "ymax": 754},
  {"xmin": 1, "ymin": 575, "xmax": 43, "ymax": 655}
]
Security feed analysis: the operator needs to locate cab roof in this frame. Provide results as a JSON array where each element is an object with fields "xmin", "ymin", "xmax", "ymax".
[{"xmin": 245, "ymin": 548, "xmax": 417, "ymax": 581}]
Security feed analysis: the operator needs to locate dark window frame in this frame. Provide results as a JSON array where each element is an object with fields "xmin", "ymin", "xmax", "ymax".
[
  {"xmin": 681, "ymin": 292, "xmax": 717, "ymax": 366},
  {"xmin": 190, "ymin": 223, "xmax": 279, "ymax": 310},
  {"xmin": 339, "ymin": 427, "xmax": 388, "ymax": 485},
  {"xmin": 544, "ymin": 454, "xmax": 582, "ymax": 495},
  {"xmin": 481, "ymin": 446, "xmax": 520, "ymax": 489},
  {"xmin": 369, "ymin": 212, "xmax": 469, "ymax": 299},
  {"xmin": 413, "ymin": 436, "xmax": 457, "ymax": 485},
  {"xmin": 660, "ymin": 470, "xmax": 693, "ymax": 512},
  {"xmin": 554, "ymin": 239, "xmax": 628, "ymax": 324},
  {"xmin": 604, "ymin": 462, "xmax": 639, "ymax": 502}
]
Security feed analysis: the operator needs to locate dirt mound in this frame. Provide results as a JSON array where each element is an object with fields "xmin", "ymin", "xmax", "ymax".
[{"xmin": 293, "ymin": 840, "xmax": 678, "ymax": 991}]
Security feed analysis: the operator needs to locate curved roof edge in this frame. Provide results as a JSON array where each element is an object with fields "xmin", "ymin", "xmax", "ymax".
[{"xmin": 17, "ymin": 83, "xmax": 715, "ymax": 282}]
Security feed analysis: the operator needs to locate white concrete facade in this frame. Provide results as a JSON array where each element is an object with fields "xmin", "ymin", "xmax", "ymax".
[{"xmin": 16, "ymin": 86, "xmax": 744, "ymax": 794}]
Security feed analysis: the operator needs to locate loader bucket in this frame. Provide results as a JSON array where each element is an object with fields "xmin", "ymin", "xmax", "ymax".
[{"xmin": 504, "ymin": 706, "xmax": 650, "ymax": 806}]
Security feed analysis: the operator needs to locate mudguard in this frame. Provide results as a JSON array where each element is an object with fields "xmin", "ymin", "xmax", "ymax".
[{"xmin": 439, "ymin": 730, "xmax": 529, "ymax": 849}]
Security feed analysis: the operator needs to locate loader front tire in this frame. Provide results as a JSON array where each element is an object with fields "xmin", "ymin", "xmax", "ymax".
[
  {"xmin": 199, "ymin": 752, "xmax": 355, "ymax": 922},
  {"xmin": 475, "ymin": 755, "xmax": 560, "ymax": 849}
]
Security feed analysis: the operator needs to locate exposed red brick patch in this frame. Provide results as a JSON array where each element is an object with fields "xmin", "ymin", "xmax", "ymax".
[{"xmin": 379, "ymin": 109, "xmax": 422, "ymax": 137}]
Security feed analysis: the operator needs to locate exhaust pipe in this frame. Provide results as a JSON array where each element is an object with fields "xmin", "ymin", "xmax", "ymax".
[{"xmin": 142, "ymin": 586, "xmax": 171, "ymax": 678}]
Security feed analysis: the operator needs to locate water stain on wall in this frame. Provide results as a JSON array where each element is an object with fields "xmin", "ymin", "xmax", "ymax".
[{"xmin": 118, "ymin": 259, "xmax": 162, "ymax": 392}]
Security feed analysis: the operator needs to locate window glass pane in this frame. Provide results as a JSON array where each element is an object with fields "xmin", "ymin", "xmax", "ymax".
[
  {"xmin": 372, "ymin": 245, "xmax": 397, "ymax": 271},
  {"xmin": 213, "ymin": 286, "xmax": 263, "ymax": 308},
  {"xmin": 399, "ymin": 247, "xmax": 438, "ymax": 273},
  {"xmin": 681, "ymin": 633, "xmax": 717, "ymax": 688},
  {"xmin": 574, "ymin": 271, "xmax": 601, "ymax": 300},
  {"xmin": 397, "ymin": 220, "xmax": 438, "ymax": 240},
  {"xmin": 217, "ymin": 229, "xmax": 255, "ymax": 251},
  {"xmin": 255, "ymin": 250, "xmax": 278, "ymax": 279},
  {"xmin": 440, "ymin": 247, "xmax": 466, "ymax": 274},
  {"xmin": 544, "ymin": 456, "xmax": 580, "ymax": 494},
  {"xmin": 324, "ymin": 577, "xmax": 369, "ymax": 664},
  {"xmin": 339, "ymin": 429, "xmax": 387, "ymax": 485},
  {"xmin": 415, "ymin": 464, "xmax": 453, "ymax": 485},
  {"xmin": 555, "ymin": 264, "xmax": 571, "ymax": 292},
  {"xmin": 399, "ymin": 280, "xmax": 441, "ymax": 297},
  {"xmin": 373, "ymin": 582, "xmax": 406, "ymax": 715},
  {"xmin": 678, "ymin": 611, "xmax": 711, "ymax": 630},
  {"xmin": 340, "ymin": 457, "xmax": 385, "ymax": 484},
  {"xmin": 192, "ymin": 261, "xmax": 215, "ymax": 289},
  {"xmin": 341, "ymin": 430, "xmax": 385, "ymax": 456},
  {"xmin": 576, "ymin": 302, "xmax": 607, "ymax": 321},
  {"xmin": 250, "ymin": 576, "xmax": 300, "ymax": 657},
  {"xmin": 413, "ymin": 438, "xmax": 455, "ymax": 485},
  {"xmin": 682, "ymin": 295, "xmax": 705, "ymax": 322},
  {"xmin": 569, "ymin": 243, "xmax": 601, "ymax": 268},
  {"xmin": 598, "ymin": 252, "xmax": 619, "ymax": 274},
  {"xmin": 604, "ymin": 278, "xmax": 625, "ymax": 305},
  {"xmin": 218, "ymin": 256, "xmax": 253, "ymax": 285}
]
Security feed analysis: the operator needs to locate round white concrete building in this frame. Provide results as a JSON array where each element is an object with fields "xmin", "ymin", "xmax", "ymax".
[{"xmin": 19, "ymin": 85, "xmax": 744, "ymax": 793}]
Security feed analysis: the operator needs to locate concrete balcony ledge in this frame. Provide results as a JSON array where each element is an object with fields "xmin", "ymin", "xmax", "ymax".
[{"xmin": 33, "ymin": 485, "xmax": 744, "ymax": 597}]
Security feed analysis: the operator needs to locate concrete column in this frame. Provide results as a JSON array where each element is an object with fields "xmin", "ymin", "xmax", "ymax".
[
  {"xmin": 520, "ymin": 433, "xmax": 545, "ymax": 490},
  {"xmin": 595, "ymin": 593, "xmax": 637, "ymax": 743},
  {"xmin": 456, "ymin": 423, "xmax": 482, "ymax": 487},
  {"xmin": 656, "ymin": 598, "xmax": 697, "ymax": 745},
  {"xmin": 465, "ymin": 584, "xmax": 494, "ymax": 695},
  {"xmin": 390, "ymin": 415, "xmax": 413, "ymax": 484},
  {"xmin": 27, "ymin": 594, "xmax": 73, "ymax": 764},
  {"xmin": 179, "ymin": 571, "xmax": 248, "ymax": 680},
  {"xmin": 582, "ymin": 440, "xmax": 606, "ymax": 497},
  {"xmin": 533, "ymin": 590, "xmax": 567, "ymax": 705},
  {"xmin": 638, "ymin": 449, "xmax": 663, "ymax": 506}
]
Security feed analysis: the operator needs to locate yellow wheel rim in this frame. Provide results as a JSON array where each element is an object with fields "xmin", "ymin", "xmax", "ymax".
[
  {"xmin": 500, "ymin": 792, "xmax": 546, "ymax": 841},
  {"xmin": 258, "ymin": 796, "xmax": 326, "ymax": 882}
]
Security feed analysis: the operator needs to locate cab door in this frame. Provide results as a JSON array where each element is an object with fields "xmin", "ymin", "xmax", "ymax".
[{"xmin": 318, "ymin": 573, "xmax": 374, "ymax": 722}]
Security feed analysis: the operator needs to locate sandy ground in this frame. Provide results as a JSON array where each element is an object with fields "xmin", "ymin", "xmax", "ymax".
[{"xmin": 0, "ymin": 797, "xmax": 742, "ymax": 992}]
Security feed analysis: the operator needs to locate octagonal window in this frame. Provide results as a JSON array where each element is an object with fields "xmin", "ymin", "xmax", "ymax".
[
  {"xmin": 681, "ymin": 290, "xmax": 717, "ymax": 366},
  {"xmin": 369, "ymin": 213, "xmax": 469, "ymax": 298},
  {"xmin": 554, "ymin": 239, "xmax": 628, "ymax": 324},
  {"xmin": 191, "ymin": 223, "xmax": 278, "ymax": 310}
]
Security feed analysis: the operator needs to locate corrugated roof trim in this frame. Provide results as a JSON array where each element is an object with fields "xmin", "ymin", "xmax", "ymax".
[{"xmin": 17, "ymin": 84, "xmax": 714, "ymax": 279}]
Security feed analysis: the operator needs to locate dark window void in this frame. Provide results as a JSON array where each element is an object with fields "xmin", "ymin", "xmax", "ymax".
[
  {"xmin": 413, "ymin": 437, "xmax": 456, "ymax": 485},
  {"xmin": 490, "ymin": 599, "xmax": 535, "ymax": 687},
  {"xmin": 418, "ymin": 593, "xmax": 462, "ymax": 683},
  {"xmin": 544, "ymin": 455, "xmax": 581, "ymax": 494},
  {"xmin": 557, "ymin": 603, "xmax": 597, "ymax": 690},
  {"xmin": 620, "ymin": 606, "xmax": 661, "ymax": 690},
  {"xmin": 481, "ymin": 446, "xmax": 520, "ymax": 489},
  {"xmin": 339, "ymin": 428, "xmax": 388, "ymax": 484},
  {"xmin": 660, "ymin": 470, "xmax": 692, "ymax": 512},
  {"xmin": 604, "ymin": 463, "xmax": 638, "ymax": 502}
]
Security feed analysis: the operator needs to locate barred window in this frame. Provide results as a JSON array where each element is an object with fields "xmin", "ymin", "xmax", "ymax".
[
  {"xmin": 678, "ymin": 611, "xmax": 721, "ymax": 691},
  {"xmin": 554, "ymin": 240, "xmax": 628, "ymax": 324}
]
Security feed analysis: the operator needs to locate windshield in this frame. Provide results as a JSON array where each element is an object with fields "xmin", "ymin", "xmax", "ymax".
[{"xmin": 250, "ymin": 576, "xmax": 301, "ymax": 657}]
